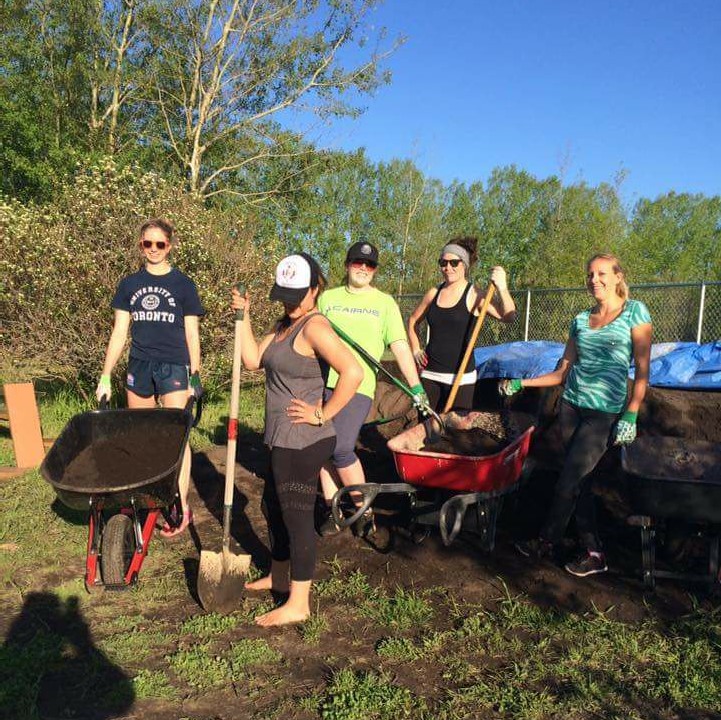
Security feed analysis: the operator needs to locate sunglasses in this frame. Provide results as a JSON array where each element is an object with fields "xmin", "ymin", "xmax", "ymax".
[
  {"xmin": 140, "ymin": 239, "xmax": 169, "ymax": 250},
  {"xmin": 349, "ymin": 259, "xmax": 377, "ymax": 270},
  {"xmin": 439, "ymin": 258, "xmax": 462, "ymax": 268}
]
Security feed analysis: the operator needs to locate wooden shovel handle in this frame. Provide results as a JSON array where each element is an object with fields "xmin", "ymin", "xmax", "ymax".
[
  {"xmin": 442, "ymin": 283, "xmax": 496, "ymax": 413},
  {"xmin": 223, "ymin": 284, "xmax": 245, "ymax": 550}
]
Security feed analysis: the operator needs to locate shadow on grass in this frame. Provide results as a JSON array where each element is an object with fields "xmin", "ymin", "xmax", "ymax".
[{"xmin": 0, "ymin": 592, "xmax": 134, "ymax": 719}]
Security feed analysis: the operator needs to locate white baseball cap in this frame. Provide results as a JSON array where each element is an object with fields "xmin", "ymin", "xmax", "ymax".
[{"xmin": 269, "ymin": 254, "xmax": 318, "ymax": 305}]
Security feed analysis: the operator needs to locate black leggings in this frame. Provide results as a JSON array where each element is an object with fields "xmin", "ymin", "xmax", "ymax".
[
  {"xmin": 541, "ymin": 400, "xmax": 618, "ymax": 552},
  {"xmin": 421, "ymin": 377, "xmax": 474, "ymax": 412},
  {"xmin": 263, "ymin": 437, "xmax": 335, "ymax": 582}
]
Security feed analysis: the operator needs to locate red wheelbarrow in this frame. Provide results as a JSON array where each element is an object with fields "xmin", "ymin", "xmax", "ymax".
[
  {"xmin": 332, "ymin": 411, "xmax": 535, "ymax": 551},
  {"xmin": 41, "ymin": 398, "xmax": 200, "ymax": 591}
]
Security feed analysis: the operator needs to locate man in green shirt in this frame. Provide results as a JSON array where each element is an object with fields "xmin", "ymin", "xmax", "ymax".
[{"xmin": 318, "ymin": 241, "xmax": 427, "ymax": 536}]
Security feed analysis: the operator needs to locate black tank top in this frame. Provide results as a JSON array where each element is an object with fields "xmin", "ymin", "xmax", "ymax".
[{"xmin": 424, "ymin": 283, "xmax": 475, "ymax": 374}]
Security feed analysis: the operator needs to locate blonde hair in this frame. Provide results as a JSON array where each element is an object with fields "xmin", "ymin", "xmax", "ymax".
[{"xmin": 586, "ymin": 253, "xmax": 629, "ymax": 300}]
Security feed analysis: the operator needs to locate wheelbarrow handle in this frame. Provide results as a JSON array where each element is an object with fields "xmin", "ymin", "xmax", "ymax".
[
  {"xmin": 183, "ymin": 395, "xmax": 203, "ymax": 428},
  {"xmin": 439, "ymin": 492, "xmax": 483, "ymax": 547},
  {"xmin": 331, "ymin": 483, "xmax": 381, "ymax": 528},
  {"xmin": 99, "ymin": 395, "xmax": 110, "ymax": 411}
]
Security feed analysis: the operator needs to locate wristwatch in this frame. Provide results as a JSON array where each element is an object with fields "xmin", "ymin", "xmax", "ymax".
[{"xmin": 314, "ymin": 407, "xmax": 325, "ymax": 426}]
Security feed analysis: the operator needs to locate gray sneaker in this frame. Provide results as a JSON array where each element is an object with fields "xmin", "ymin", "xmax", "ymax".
[
  {"xmin": 352, "ymin": 508, "xmax": 376, "ymax": 538},
  {"xmin": 565, "ymin": 552, "xmax": 608, "ymax": 577},
  {"xmin": 317, "ymin": 509, "xmax": 343, "ymax": 537}
]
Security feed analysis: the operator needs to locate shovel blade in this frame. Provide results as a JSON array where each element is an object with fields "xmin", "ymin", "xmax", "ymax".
[{"xmin": 197, "ymin": 549, "xmax": 251, "ymax": 613}]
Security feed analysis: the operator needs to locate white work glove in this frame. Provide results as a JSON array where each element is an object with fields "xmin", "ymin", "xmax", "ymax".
[{"xmin": 96, "ymin": 374, "xmax": 112, "ymax": 403}]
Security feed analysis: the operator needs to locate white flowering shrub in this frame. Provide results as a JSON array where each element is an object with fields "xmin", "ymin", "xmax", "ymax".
[{"xmin": 0, "ymin": 159, "xmax": 277, "ymax": 397}]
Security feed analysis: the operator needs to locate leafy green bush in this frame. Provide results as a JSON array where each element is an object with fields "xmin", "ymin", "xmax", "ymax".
[{"xmin": 0, "ymin": 158, "xmax": 278, "ymax": 395}]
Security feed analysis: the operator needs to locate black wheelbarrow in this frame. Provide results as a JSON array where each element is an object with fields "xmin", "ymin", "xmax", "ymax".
[
  {"xmin": 41, "ymin": 397, "xmax": 200, "ymax": 591},
  {"xmin": 623, "ymin": 435, "xmax": 721, "ymax": 589},
  {"xmin": 332, "ymin": 411, "xmax": 535, "ymax": 552}
]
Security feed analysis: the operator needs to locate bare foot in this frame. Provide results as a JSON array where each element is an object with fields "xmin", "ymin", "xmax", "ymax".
[
  {"xmin": 244, "ymin": 575, "xmax": 289, "ymax": 593},
  {"xmin": 255, "ymin": 603, "xmax": 309, "ymax": 627}
]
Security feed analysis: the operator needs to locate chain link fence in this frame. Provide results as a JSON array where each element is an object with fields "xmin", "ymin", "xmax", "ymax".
[{"xmin": 397, "ymin": 281, "xmax": 721, "ymax": 348}]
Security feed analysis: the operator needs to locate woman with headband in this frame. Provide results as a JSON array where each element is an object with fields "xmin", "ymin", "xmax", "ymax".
[{"xmin": 407, "ymin": 237, "xmax": 517, "ymax": 412}]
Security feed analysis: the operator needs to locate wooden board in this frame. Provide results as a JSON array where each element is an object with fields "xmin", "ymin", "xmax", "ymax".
[{"xmin": 3, "ymin": 383, "xmax": 45, "ymax": 468}]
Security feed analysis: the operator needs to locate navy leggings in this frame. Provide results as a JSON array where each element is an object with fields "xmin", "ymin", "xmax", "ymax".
[
  {"xmin": 263, "ymin": 437, "xmax": 335, "ymax": 581},
  {"xmin": 541, "ymin": 400, "xmax": 618, "ymax": 551}
]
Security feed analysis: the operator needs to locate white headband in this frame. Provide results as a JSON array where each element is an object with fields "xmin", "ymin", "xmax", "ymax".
[{"xmin": 440, "ymin": 243, "xmax": 470, "ymax": 267}]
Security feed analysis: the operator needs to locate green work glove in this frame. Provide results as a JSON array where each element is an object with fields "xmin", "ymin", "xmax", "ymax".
[
  {"xmin": 613, "ymin": 411, "xmax": 637, "ymax": 446},
  {"xmin": 498, "ymin": 378, "xmax": 523, "ymax": 397},
  {"xmin": 410, "ymin": 383, "xmax": 431, "ymax": 414},
  {"xmin": 95, "ymin": 374, "xmax": 112, "ymax": 403},
  {"xmin": 189, "ymin": 371, "xmax": 204, "ymax": 400}
]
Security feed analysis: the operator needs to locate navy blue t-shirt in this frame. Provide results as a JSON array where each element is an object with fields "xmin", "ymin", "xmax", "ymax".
[{"xmin": 111, "ymin": 267, "xmax": 204, "ymax": 364}]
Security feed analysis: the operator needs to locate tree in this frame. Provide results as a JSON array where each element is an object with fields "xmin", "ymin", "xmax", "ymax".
[
  {"xmin": 148, "ymin": 0, "xmax": 399, "ymax": 199},
  {"xmin": 627, "ymin": 193, "xmax": 721, "ymax": 282}
]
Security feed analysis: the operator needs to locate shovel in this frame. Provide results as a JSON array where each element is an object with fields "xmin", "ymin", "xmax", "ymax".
[
  {"xmin": 442, "ymin": 282, "xmax": 496, "ymax": 413},
  {"xmin": 197, "ymin": 284, "xmax": 251, "ymax": 612}
]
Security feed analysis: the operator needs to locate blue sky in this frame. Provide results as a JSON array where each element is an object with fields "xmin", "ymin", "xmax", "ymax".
[{"xmin": 304, "ymin": 0, "xmax": 720, "ymax": 205}]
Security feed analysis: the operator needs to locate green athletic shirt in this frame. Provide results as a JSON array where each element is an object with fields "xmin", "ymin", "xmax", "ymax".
[
  {"xmin": 562, "ymin": 299, "xmax": 652, "ymax": 413},
  {"xmin": 318, "ymin": 286, "xmax": 407, "ymax": 399}
]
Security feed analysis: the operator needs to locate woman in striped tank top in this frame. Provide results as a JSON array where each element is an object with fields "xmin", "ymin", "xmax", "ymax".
[{"xmin": 501, "ymin": 253, "xmax": 652, "ymax": 578}]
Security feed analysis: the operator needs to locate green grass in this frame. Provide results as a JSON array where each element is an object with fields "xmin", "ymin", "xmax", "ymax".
[
  {"xmin": 191, "ymin": 383, "xmax": 265, "ymax": 450},
  {"xmin": 315, "ymin": 568, "xmax": 372, "ymax": 601},
  {"xmin": 132, "ymin": 669, "xmax": 177, "ymax": 700},
  {"xmin": 298, "ymin": 611, "xmax": 330, "ymax": 645},
  {"xmin": 228, "ymin": 638, "xmax": 282, "ymax": 671},
  {"xmin": 0, "ymin": 434, "xmax": 14, "ymax": 466},
  {"xmin": 99, "ymin": 628, "xmax": 171, "ymax": 665},
  {"xmin": 359, "ymin": 586, "xmax": 434, "ymax": 631},
  {"xmin": 166, "ymin": 644, "xmax": 231, "ymax": 690},
  {"xmin": 180, "ymin": 612, "xmax": 243, "ymax": 639},
  {"xmin": 319, "ymin": 668, "xmax": 428, "ymax": 720}
]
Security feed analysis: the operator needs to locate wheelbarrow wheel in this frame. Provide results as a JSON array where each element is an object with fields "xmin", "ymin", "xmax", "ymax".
[{"xmin": 101, "ymin": 513, "xmax": 136, "ymax": 586}]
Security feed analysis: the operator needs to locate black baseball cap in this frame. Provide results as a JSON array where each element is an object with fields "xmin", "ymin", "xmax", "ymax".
[{"xmin": 345, "ymin": 241, "xmax": 379, "ymax": 267}]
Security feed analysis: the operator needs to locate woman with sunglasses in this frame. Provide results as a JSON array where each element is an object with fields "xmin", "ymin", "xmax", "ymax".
[
  {"xmin": 408, "ymin": 236, "xmax": 517, "ymax": 412},
  {"xmin": 96, "ymin": 218, "xmax": 204, "ymax": 538},
  {"xmin": 316, "ymin": 241, "xmax": 428, "ymax": 537},
  {"xmin": 231, "ymin": 254, "xmax": 362, "ymax": 626}
]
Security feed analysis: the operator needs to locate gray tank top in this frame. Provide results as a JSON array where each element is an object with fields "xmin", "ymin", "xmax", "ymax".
[{"xmin": 261, "ymin": 313, "xmax": 336, "ymax": 450}]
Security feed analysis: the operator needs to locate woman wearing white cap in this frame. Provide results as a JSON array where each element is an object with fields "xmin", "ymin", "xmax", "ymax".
[
  {"xmin": 408, "ymin": 237, "xmax": 517, "ymax": 411},
  {"xmin": 232, "ymin": 253, "xmax": 362, "ymax": 626}
]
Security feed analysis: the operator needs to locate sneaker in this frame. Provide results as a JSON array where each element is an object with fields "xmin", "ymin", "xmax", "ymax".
[
  {"xmin": 317, "ymin": 511, "xmax": 343, "ymax": 537},
  {"xmin": 565, "ymin": 552, "xmax": 608, "ymax": 577},
  {"xmin": 352, "ymin": 508, "xmax": 376, "ymax": 538},
  {"xmin": 515, "ymin": 538, "xmax": 554, "ymax": 560}
]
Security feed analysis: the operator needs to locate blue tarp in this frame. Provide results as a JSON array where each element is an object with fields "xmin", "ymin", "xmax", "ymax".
[{"xmin": 474, "ymin": 340, "xmax": 721, "ymax": 390}]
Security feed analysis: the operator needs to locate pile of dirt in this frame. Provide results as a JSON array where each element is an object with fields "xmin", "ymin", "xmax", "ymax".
[{"xmin": 420, "ymin": 410, "xmax": 514, "ymax": 456}]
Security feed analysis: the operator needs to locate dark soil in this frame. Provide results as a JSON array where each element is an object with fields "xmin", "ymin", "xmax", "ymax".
[{"xmin": 60, "ymin": 430, "xmax": 181, "ymax": 490}]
